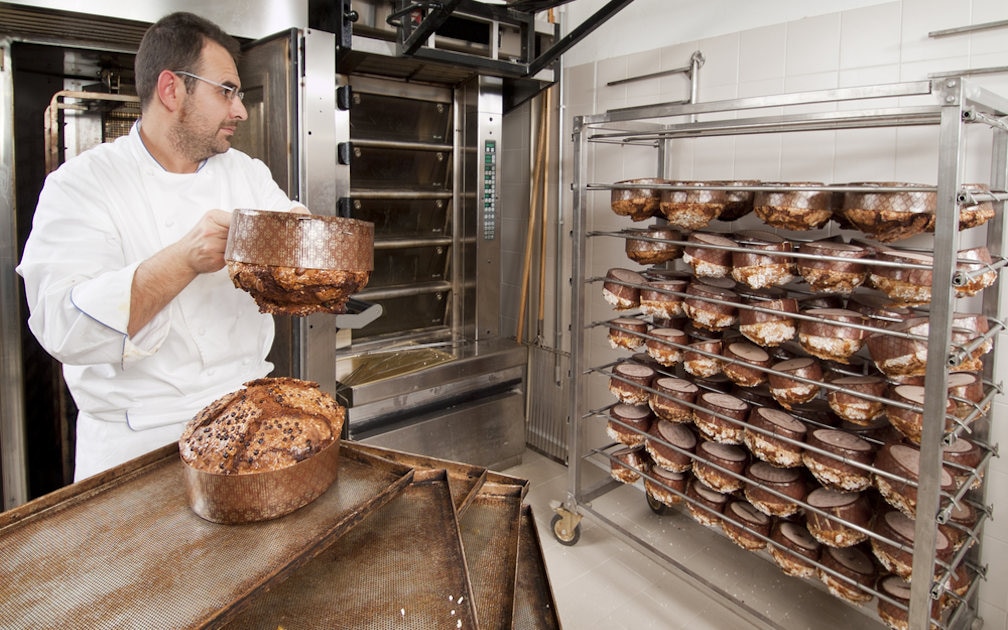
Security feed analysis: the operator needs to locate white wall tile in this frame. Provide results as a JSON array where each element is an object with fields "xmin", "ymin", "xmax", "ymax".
[
  {"xmin": 898, "ymin": 55, "xmax": 971, "ymax": 82},
  {"xmin": 836, "ymin": 64, "xmax": 901, "ymax": 114},
  {"xmin": 837, "ymin": 63, "xmax": 901, "ymax": 88},
  {"xmin": 694, "ymin": 32, "xmax": 741, "ymax": 89},
  {"xmin": 594, "ymin": 96, "xmax": 629, "ymax": 122},
  {"xmin": 782, "ymin": 71, "xmax": 841, "ymax": 116},
  {"xmin": 623, "ymin": 49, "xmax": 663, "ymax": 102},
  {"xmin": 690, "ymin": 136, "xmax": 736, "ymax": 180},
  {"xmin": 665, "ymin": 137, "xmax": 696, "ymax": 180},
  {"xmin": 979, "ymin": 532, "xmax": 1008, "ymax": 628},
  {"xmin": 894, "ymin": 125, "xmax": 940, "ymax": 183},
  {"xmin": 785, "ymin": 12, "xmax": 842, "ymax": 76},
  {"xmin": 833, "ymin": 128, "xmax": 898, "ymax": 182},
  {"xmin": 696, "ymin": 83, "xmax": 739, "ymax": 109},
  {"xmin": 972, "ymin": 0, "xmax": 1008, "ymax": 22},
  {"xmin": 962, "ymin": 123, "xmax": 997, "ymax": 186},
  {"xmin": 656, "ymin": 72, "xmax": 693, "ymax": 107},
  {"xmin": 982, "ymin": 467, "xmax": 1008, "ymax": 524},
  {"xmin": 899, "ymin": 0, "xmax": 971, "ymax": 63},
  {"xmin": 597, "ymin": 56, "xmax": 630, "ymax": 107},
  {"xmin": 783, "ymin": 71, "xmax": 840, "ymax": 94},
  {"xmin": 564, "ymin": 63, "xmax": 597, "ymax": 110},
  {"xmin": 988, "ymin": 400, "xmax": 1008, "ymax": 474},
  {"xmin": 780, "ymin": 129, "xmax": 838, "ymax": 183},
  {"xmin": 967, "ymin": 53, "xmax": 1008, "ymax": 96},
  {"xmin": 659, "ymin": 41, "xmax": 702, "ymax": 101},
  {"xmin": 738, "ymin": 77, "xmax": 787, "ymax": 101},
  {"xmin": 976, "ymin": 599, "xmax": 1007, "ymax": 630},
  {"xmin": 839, "ymin": 2, "xmax": 902, "ymax": 70},
  {"xmin": 739, "ymin": 23, "xmax": 787, "ymax": 83},
  {"xmin": 660, "ymin": 40, "xmax": 702, "ymax": 71},
  {"xmin": 733, "ymin": 134, "xmax": 783, "ymax": 181},
  {"xmin": 621, "ymin": 144, "xmax": 666, "ymax": 180},
  {"xmin": 970, "ymin": 0, "xmax": 1008, "ymax": 57}
]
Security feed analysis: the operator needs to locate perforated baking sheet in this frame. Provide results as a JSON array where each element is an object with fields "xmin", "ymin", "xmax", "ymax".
[
  {"xmin": 0, "ymin": 442, "xmax": 413, "ymax": 629},
  {"xmin": 346, "ymin": 441, "xmax": 488, "ymax": 514},
  {"xmin": 459, "ymin": 481, "xmax": 525, "ymax": 630},
  {"xmin": 222, "ymin": 469, "xmax": 478, "ymax": 630},
  {"xmin": 513, "ymin": 504, "xmax": 562, "ymax": 630}
]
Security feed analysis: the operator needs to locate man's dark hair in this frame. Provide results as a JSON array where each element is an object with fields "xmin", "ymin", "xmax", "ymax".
[{"xmin": 134, "ymin": 12, "xmax": 241, "ymax": 109}]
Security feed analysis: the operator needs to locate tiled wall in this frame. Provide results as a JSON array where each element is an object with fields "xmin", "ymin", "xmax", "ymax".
[{"xmin": 544, "ymin": 0, "xmax": 1008, "ymax": 627}]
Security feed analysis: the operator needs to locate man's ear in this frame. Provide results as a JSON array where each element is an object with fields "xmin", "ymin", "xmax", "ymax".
[{"xmin": 155, "ymin": 70, "xmax": 183, "ymax": 112}]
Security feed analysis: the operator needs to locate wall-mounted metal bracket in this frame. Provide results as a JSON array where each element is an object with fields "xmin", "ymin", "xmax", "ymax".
[{"xmin": 387, "ymin": 0, "xmax": 634, "ymax": 79}]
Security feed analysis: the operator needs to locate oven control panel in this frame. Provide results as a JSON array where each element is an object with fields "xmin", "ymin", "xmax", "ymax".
[{"xmin": 483, "ymin": 139, "xmax": 497, "ymax": 240}]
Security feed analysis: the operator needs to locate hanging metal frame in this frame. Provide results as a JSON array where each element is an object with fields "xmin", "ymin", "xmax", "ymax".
[{"xmin": 386, "ymin": 0, "xmax": 635, "ymax": 78}]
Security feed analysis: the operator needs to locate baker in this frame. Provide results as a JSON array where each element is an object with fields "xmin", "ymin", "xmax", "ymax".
[{"xmin": 17, "ymin": 11, "xmax": 307, "ymax": 481}]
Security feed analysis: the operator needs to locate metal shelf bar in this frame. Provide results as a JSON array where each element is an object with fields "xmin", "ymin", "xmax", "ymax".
[
  {"xmin": 350, "ymin": 189, "xmax": 454, "ymax": 199},
  {"xmin": 351, "ymin": 137, "xmax": 454, "ymax": 152},
  {"xmin": 354, "ymin": 281, "xmax": 453, "ymax": 300},
  {"xmin": 580, "ymin": 81, "xmax": 935, "ymax": 126}
]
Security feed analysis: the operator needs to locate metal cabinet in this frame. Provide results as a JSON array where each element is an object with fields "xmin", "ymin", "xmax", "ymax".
[{"xmin": 553, "ymin": 77, "xmax": 1007, "ymax": 630}]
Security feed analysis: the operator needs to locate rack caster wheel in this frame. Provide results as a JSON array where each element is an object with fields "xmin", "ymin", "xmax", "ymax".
[
  {"xmin": 551, "ymin": 511, "xmax": 582, "ymax": 546},
  {"xmin": 646, "ymin": 491, "xmax": 668, "ymax": 515}
]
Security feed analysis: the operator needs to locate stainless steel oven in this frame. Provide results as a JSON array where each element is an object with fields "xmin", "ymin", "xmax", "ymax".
[
  {"xmin": 313, "ymin": 48, "xmax": 529, "ymax": 470},
  {"xmin": 1, "ymin": 2, "xmax": 530, "ymax": 506},
  {"xmin": 230, "ymin": 12, "xmax": 542, "ymax": 471}
]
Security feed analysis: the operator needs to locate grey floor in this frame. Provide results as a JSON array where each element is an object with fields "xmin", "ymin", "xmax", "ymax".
[{"xmin": 501, "ymin": 448, "xmax": 886, "ymax": 630}]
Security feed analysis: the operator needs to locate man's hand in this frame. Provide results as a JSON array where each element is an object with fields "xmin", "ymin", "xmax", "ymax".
[{"xmin": 178, "ymin": 209, "xmax": 232, "ymax": 274}]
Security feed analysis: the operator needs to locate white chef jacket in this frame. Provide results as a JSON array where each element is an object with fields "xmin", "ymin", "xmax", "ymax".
[{"xmin": 17, "ymin": 122, "xmax": 302, "ymax": 480}]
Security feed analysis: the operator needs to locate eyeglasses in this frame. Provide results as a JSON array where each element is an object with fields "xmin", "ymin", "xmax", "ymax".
[{"xmin": 173, "ymin": 70, "xmax": 245, "ymax": 102}]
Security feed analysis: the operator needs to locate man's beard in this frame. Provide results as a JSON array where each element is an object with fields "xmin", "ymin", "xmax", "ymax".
[{"xmin": 169, "ymin": 99, "xmax": 232, "ymax": 164}]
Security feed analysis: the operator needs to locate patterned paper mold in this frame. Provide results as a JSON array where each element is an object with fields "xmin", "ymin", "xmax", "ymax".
[
  {"xmin": 225, "ymin": 209, "xmax": 374, "ymax": 315},
  {"xmin": 226, "ymin": 209, "xmax": 374, "ymax": 271}
]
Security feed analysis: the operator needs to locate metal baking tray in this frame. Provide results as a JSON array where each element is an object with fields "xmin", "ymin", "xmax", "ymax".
[
  {"xmin": 345, "ymin": 441, "xmax": 489, "ymax": 514},
  {"xmin": 459, "ymin": 480, "xmax": 525, "ymax": 630},
  {"xmin": 0, "ymin": 442, "xmax": 413, "ymax": 629},
  {"xmin": 514, "ymin": 504, "xmax": 563, "ymax": 630},
  {"xmin": 221, "ymin": 468, "xmax": 479, "ymax": 629}
]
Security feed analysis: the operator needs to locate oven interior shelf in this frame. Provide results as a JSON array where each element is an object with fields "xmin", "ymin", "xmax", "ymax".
[{"xmin": 554, "ymin": 77, "xmax": 1006, "ymax": 630}]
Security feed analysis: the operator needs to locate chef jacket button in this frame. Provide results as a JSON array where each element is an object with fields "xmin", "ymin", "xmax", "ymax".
[
  {"xmin": 205, "ymin": 369, "xmax": 216, "ymax": 377},
  {"xmin": 197, "ymin": 328, "xmax": 206, "ymax": 336}
]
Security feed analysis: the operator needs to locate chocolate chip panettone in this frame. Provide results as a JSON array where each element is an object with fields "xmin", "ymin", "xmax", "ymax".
[{"xmin": 179, "ymin": 377, "xmax": 344, "ymax": 474}]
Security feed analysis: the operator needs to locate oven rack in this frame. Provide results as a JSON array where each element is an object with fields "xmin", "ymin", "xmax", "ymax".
[
  {"xmin": 589, "ymin": 435, "xmax": 985, "ymax": 591},
  {"xmin": 589, "ymin": 227, "xmax": 1008, "ymax": 283},
  {"xmin": 594, "ymin": 385, "xmax": 994, "ymax": 519},
  {"xmin": 585, "ymin": 271, "xmax": 999, "ymax": 624},
  {"xmin": 595, "ymin": 360, "xmax": 995, "ymax": 520},
  {"xmin": 556, "ymin": 76, "xmax": 1007, "ymax": 630},
  {"xmin": 596, "ymin": 314, "xmax": 999, "ymax": 440},
  {"xmin": 590, "ymin": 181, "xmax": 1008, "ymax": 197},
  {"xmin": 594, "ymin": 284, "xmax": 992, "ymax": 352},
  {"xmin": 599, "ymin": 320, "xmax": 997, "ymax": 429},
  {"xmin": 577, "ymin": 441, "xmax": 985, "ymax": 630},
  {"xmin": 597, "ymin": 404, "xmax": 995, "ymax": 545},
  {"xmin": 592, "ymin": 354, "xmax": 995, "ymax": 475}
]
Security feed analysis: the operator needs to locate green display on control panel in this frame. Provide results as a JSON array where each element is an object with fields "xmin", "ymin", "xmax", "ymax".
[{"xmin": 483, "ymin": 140, "xmax": 496, "ymax": 240}]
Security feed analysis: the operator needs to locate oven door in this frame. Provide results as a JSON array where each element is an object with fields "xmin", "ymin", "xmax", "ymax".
[
  {"xmin": 346, "ymin": 76, "xmax": 458, "ymax": 341},
  {"xmin": 234, "ymin": 28, "xmax": 346, "ymax": 386}
]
